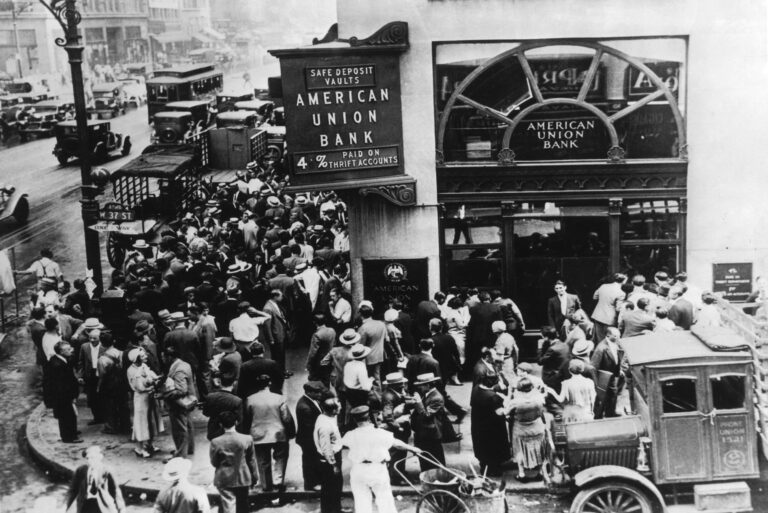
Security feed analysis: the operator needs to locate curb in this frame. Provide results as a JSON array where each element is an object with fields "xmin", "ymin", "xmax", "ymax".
[{"xmin": 24, "ymin": 402, "xmax": 553, "ymax": 505}]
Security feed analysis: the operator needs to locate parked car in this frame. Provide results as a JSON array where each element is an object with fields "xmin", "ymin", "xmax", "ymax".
[
  {"xmin": 216, "ymin": 91, "xmax": 253, "ymax": 114},
  {"xmin": 216, "ymin": 110, "xmax": 259, "ymax": 129},
  {"xmin": 18, "ymin": 100, "xmax": 75, "ymax": 140},
  {"xmin": 0, "ymin": 94, "xmax": 31, "ymax": 142},
  {"xmin": 233, "ymin": 99, "xmax": 274, "ymax": 123},
  {"xmin": 0, "ymin": 185, "xmax": 29, "ymax": 225},
  {"xmin": 151, "ymin": 111, "xmax": 195, "ymax": 145},
  {"xmin": 53, "ymin": 119, "xmax": 131, "ymax": 166},
  {"xmin": 117, "ymin": 76, "xmax": 146, "ymax": 107},
  {"xmin": 160, "ymin": 100, "xmax": 213, "ymax": 128},
  {"xmin": 88, "ymin": 82, "xmax": 126, "ymax": 118}
]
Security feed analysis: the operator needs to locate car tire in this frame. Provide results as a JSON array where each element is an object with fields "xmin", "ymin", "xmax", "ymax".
[
  {"xmin": 570, "ymin": 481, "xmax": 657, "ymax": 513},
  {"xmin": 121, "ymin": 137, "xmax": 132, "ymax": 156}
]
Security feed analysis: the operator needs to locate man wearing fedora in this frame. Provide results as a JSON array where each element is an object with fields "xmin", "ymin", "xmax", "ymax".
[
  {"xmin": 295, "ymin": 380, "xmax": 327, "ymax": 491},
  {"xmin": 357, "ymin": 300, "xmax": 387, "ymax": 388},
  {"xmin": 381, "ymin": 372, "xmax": 415, "ymax": 485},
  {"xmin": 320, "ymin": 328, "xmax": 357, "ymax": 421},
  {"xmin": 343, "ymin": 342, "xmax": 374, "ymax": 413},
  {"xmin": 306, "ymin": 314, "xmax": 336, "ymax": 383},
  {"xmin": 411, "ymin": 372, "xmax": 459, "ymax": 471},
  {"xmin": 154, "ymin": 458, "xmax": 210, "ymax": 513},
  {"xmin": 163, "ymin": 311, "xmax": 200, "ymax": 372}
]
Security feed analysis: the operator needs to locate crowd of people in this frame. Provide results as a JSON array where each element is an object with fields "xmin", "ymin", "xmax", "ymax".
[{"xmin": 19, "ymin": 146, "xmax": 762, "ymax": 512}]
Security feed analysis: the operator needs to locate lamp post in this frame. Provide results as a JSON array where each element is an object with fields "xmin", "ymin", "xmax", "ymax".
[{"xmin": 39, "ymin": 0, "xmax": 103, "ymax": 295}]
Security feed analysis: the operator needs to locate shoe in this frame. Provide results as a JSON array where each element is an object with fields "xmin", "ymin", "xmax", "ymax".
[
  {"xmin": 449, "ymin": 376, "xmax": 462, "ymax": 386},
  {"xmin": 134, "ymin": 448, "xmax": 151, "ymax": 458},
  {"xmin": 63, "ymin": 438, "xmax": 84, "ymax": 444},
  {"xmin": 514, "ymin": 474, "xmax": 530, "ymax": 483}
]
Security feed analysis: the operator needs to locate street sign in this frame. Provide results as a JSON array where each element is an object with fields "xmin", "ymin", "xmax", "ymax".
[
  {"xmin": 99, "ymin": 202, "xmax": 135, "ymax": 222},
  {"xmin": 713, "ymin": 263, "xmax": 753, "ymax": 302}
]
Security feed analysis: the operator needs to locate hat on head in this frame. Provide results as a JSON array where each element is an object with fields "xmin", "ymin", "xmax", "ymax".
[
  {"xmin": 383, "ymin": 309, "xmax": 398, "ymax": 323},
  {"xmin": 313, "ymin": 224, "xmax": 325, "ymax": 232},
  {"xmin": 492, "ymin": 320, "xmax": 507, "ymax": 333},
  {"xmin": 83, "ymin": 317, "xmax": 104, "ymax": 330},
  {"xmin": 127, "ymin": 347, "xmax": 142, "ymax": 363},
  {"xmin": 157, "ymin": 309, "xmax": 171, "ymax": 321},
  {"xmin": 358, "ymin": 300, "xmax": 373, "ymax": 311},
  {"xmin": 238, "ymin": 262, "xmax": 253, "ymax": 273},
  {"xmin": 237, "ymin": 301, "xmax": 251, "ymax": 310},
  {"xmin": 246, "ymin": 161, "xmax": 258, "ymax": 170},
  {"xmin": 132, "ymin": 239, "xmax": 150, "ymax": 250},
  {"xmin": 227, "ymin": 264, "xmax": 243, "ymax": 275},
  {"xmin": 169, "ymin": 311, "xmax": 188, "ymax": 323},
  {"xmin": 414, "ymin": 372, "xmax": 441, "ymax": 386},
  {"xmin": 339, "ymin": 329, "xmax": 360, "ymax": 346},
  {"xmin": 134, "ymin": 320, "xmax": 151, "ymax": 333},
  {"xmin": 349, "ymin": 405, "xmax": 370, "ymax": 418},
  {"xmin": 383, "ymin": 372, "xmax": 408, "ymax": 386},
  {"xmin": 215, "ymin": 337, "xmax": 236, "ymax": 353},
  {"xmin": 572, "ymin": 338, "xmax": 592, "ymax": 358},
  {"xmin": 350, "ymin": 343, "xmax": 371, "ymax": 360},
  {"xmin": 162, "ymin": 457, "xmax": 192, "ymax": 482},
  {"xmin": 183, "ymin": 286, "xmax": 195, "ymax": 294},
  {"xmin": 303, "ymin": 381, "xmax": 327, "ymax": 394},
  {"xmin": 294, "ymin": 261, "xmax": 308, "ymax": 272},
  {"xmin": 229, "ymin": 217, "xmax": 239, "ymax": 224},
  {"xmin": 267, "ymin": 196, "xmax": 280, "ymax": 207},
  {"xmin": 205, "ymin": 199, "xmax": 219, "ymax": 208},
  {"xmin": 295, "ymin": 196, "xmax": 308, "ymax": 206}
]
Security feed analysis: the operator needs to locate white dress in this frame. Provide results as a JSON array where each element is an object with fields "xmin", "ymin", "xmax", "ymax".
[
  {"xmin": 127, "ymin": 363, "xmax": 164, "ymax": 442},
  {"xmin": 560, "ymin": 375, "xmax": 596, "ymax": 423}
]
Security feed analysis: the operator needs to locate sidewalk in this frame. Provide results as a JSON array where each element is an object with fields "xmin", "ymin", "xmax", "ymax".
[{"xmin": 25, "ymin": 347, "xmax": 551, "ymax": 506}]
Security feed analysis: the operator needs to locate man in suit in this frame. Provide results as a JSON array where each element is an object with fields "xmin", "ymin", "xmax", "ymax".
[
  {"xmin": 243, "ymin": 374, "xmax": 296, "ymax": 495},
  {"xmin": 620, "ymin": 297, "xmax": 656, "ymax": 337},
  {"xmin": 77, "ymin": 328, "xmax": 106, "ymax": 425},
  {"xmin": 48, "ymin": 341, "xmax": 82, "ymax": 443},
  {"xmin": 357, "ymin": 300, "xmax": 388, "ymax": 388},
  {"xmin": 668, "ymin": 284, "xmax": 694, "ymax": 330},
  {"xmin": 163, "ymin": 312, "xmax": 201, "ymax": 371},
  {"xmin": 237, "ymin": 342, "xmax": 283, "ymax": 398},
  {"xmin": 465, "ymin": 291, "xmax": 503, "ymax": 371},
  {"xmin": 306, "ymin": 314, "xmax": 336, "ymax": 382},
  {"xmin": 429, "ymin": 319, "xmax": 461, "ymax": 386},
  {"xmin": 210, "ymin": 411, "xmax": 257, "ymax": 513},
  {"xmin": 547, "ymin": 280, "xmax": 582, "ymax": 334},
  {"xmin": 263, "ymin": 289, "xmax": 291, "ymax": 377},
  {"xmin": 392, "ymin": 299, "xmax": 416, "ymax": 355},
  {"xmin": 472, "ymin": 347, "xmax": 498, "ymax": 388},
  {"xmin": 539, "ymin": 334, "xmax": 571, "ymax": 393},
  {"xmin": 413, "ymin": 294, "xmax": 443, "ymax": 341},
  {"xmin": 591, "ymin": 273, "xmax": 627, "ymax": 342},
  {"xmin": 591, "ymin": 327, "xmax": 627, "ymax": 418},
  {"xmin": 411, "ymin": 373, "xmax": 457, "ymax": 471},
  {"xmin": 203, "ymin": 374, "xmax": 242, "ymax": 440},
  {"xmin": 470, "ymin": 373, "xmax": 511, "ymax": 477},
  {"xmin": 295, "ymin": 381, "xmax": 326, "ymax": 491},
  {"xmin": 405, "ymin": 338, "xmax": 441, "ymax": 391},
  {"xmin": 66, "ymin": 446, "xmax": 125, "ymax": 513},
  {"xmin": 162, "ymin": 346, "xmax": 197, "ymax": 458}
]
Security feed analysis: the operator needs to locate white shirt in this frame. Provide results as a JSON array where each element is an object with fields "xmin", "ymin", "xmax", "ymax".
[
  {"xmin": 229, "ymin": 313, "xmax": 260, "ymax": 343},
  {"xmin": 297, "ymin": 268, "xmax": 321, "ymax": 309},
  {"xmin": 42, "ymin": 332, "xmax": 61, "ymax": 361},
  {"xmin": 26, "ymin": 257, "xmax": 61, "ymax": 280},
  {"xmin": 314, "ymin": 414, "xmax": 342, "ymax": 462},
  {"xmin": 343, "ymin": 360, "xmax": 372, "ymax": 391},
  {"xmin": 89, "ymin": 343, "xmax": 100, "ymax": 369},
  {"xmin": 559, "ymin": 294, "xmax": 568, "ymax": 316},
  {"xmin": 331, "ymin": 297, "xmax": 352, "ymax": 324},
  {"xmin": 342, "ymin": 424, "xmax": 395, "ymax": 464}
]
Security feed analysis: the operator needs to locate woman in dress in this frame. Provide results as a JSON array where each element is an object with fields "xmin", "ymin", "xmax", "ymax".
[
  {"xmin": 552, "ymin": 359, "xmax": 596, "ymax": 423},
  {"xmin": 507, "ymin": 377, "xmax": 549, "ymax": 481},
  {"xmin": 443, "ymin": 296, "xmax": 468, "ymax": 366},
  {"xmin": 126, "ymin": 348, "xmax": 163, "ymax": 458}
]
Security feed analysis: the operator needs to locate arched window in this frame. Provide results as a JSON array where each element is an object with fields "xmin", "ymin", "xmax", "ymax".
[{"xmin": 435, "ymin": 39, "xmax": 686, "ymax": 164}]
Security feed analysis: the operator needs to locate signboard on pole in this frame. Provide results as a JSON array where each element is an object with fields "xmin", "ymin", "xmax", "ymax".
[{"xmin": 713, "ymin": 263, "xmax": 753, "ymax": 302}]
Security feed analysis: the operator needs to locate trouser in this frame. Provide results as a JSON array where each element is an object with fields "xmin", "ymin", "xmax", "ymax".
[
  {"xmin": 270, "ymin": 341, "xmax": 286, "ymax": 373},
  {"xmin": 168, "ymin": 406, "xmax": 195, "ymax": 457},
  {"xmin": 103, "ymin": 389, "xmax": 130, "ymax": 433},
  {"xmin": 196, "ymin": 366, "xmax": 209, "ymax": 401},
  {"xmin": 254, "ymin": 442, "xmax": 289, "ymax": 490},
  {"xmin": 350, "ymin": 462, "xmax": 397, "ymax": 513},
  {"xmin": 55, "ymin": 402, "xmax": 78, "ymax": 441},
  {"xmin": 319, "ymin": 453, "xmax": 343, "ymax": 513},
  {"xmin": 217, "ymin": 486, "xmax": 249, "ymax": 513},
  {"xmin": 437, "ymin": 385, "xmax": 464, "ymax": 417},
  {"xmin": 85, "ymin": 376, "xmax": 103, "ymax": 422},
  {"xmin": 366, "ymin": 363, "xmax": 382, "ymax": 390},
  {"xmin": 593, "ymin": 320, "xmax": 610, "ymax": 343},
  {"xmin": 300, "ymin": 442, "xmax": 323, "ymax": 489},
  {"xmin": 388, "ymin": 430, "xmax": 410, "ymax": 480},
  {"xmin": 414, "ymin": 437, "xmax": 445, "ymax": 472}
]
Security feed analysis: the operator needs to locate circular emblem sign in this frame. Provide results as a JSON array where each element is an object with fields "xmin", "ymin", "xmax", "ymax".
[
  {"xmin": 723, "ymin": 449, "xmax": 746, "ymax": 470},
  {"xmin": 384, "ymin": 262, "xmax": 407, "ymax": 283}
]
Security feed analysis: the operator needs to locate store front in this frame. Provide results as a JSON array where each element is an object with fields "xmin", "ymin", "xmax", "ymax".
[{"xmin": 434, "ymin": 37, "xmax": 688, "ymax": 330}]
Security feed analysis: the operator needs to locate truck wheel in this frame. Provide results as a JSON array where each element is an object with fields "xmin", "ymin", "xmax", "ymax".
[
  {"xmin": 571, "ymin": 482, "xmax": 655, "ymax": 513},
  {"xmin": 12, "ymin": 197, "xmax": 29, "ymax": 224},
  {"xmin": 107, "ymin": 232, "xmax": 127, "ymax": 268}
]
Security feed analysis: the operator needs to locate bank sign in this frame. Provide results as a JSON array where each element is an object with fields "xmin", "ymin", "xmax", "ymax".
[{"xmin": 278, "ymin": 54, "xmax": 405, "ymax": 183}]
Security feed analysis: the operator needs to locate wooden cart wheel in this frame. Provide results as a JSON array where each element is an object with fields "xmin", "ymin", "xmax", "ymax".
[
  {"xmin": 107, "ymin": 232, "xmax": 127, "ymax": 268},
  {"xmin": 570, "ymin": 481, "xmax": 655, "ymax": 513},
  {"xmin": 416, "ymin": 490, "xmax": 470, "ymax": 513}
]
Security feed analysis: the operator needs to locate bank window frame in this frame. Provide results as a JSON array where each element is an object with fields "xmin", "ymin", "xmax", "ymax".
[{"xmin": 434, "ymin": 37, "xmax": 687, "ymax": 165}]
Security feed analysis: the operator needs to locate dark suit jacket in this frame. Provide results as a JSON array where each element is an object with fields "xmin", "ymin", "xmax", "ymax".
[
  {"xmin": 48, "ymin": 355, "xmax": 79, "ymax": 412},
  {"xmin": 395, "ymin": 311, "xmax": 416, "ymax": 355},
  {"xmin": 263, "ymin": 299, "xmax": 289, "ymax": 346},
  {"xmin": 164, "ymin": 327, "xmax": 201, "ymax": 368},
  {"xmin": 472, "ymin": 360, "xmax": 497, "ymax": 387},
  {"xmin": 466, "ymin": 302, "xmax": 503, "ymax": 366},
  {"xmin": 539, "ymin": 340, "xmax": 571, "ymax": 387},
  {"xmin": 620, "ymin": 310, "xmax": 655, "ymax": 337},
  {"xmin": 413, "ymin": 300, "xmax": 442, "ymax": 340},
  {"xmin": 411, "ymin": 387, "xmax": 445, "ymax": 443},
  {"xmin": 237, "ymin": 356, "xmax": 283, "ymax": 398},
  {"xmin": 668, "ymin": 298, "xmax": 694, "ymax": 330},
  {"xmin": 547, "ymin": 293, "xmax": 582, "ymax": 331},
  {"xmin": 431, "ymin": 333, "xmax": 460, "ymax": 381},
  {"xmin": 203, "ymin": 390, "xmax": 243, "ymax": 440},
  {"xmin": 78, "ymin": 343, "xmax": 106, "ymax": 382},
  {"xmin": 66, "ymin": 464, "xmax": 125, "ymax": 513},
  {"xmin": 590, "ymin": 340, "xmax": 625, "ymax": 379},
  {"xmin": 295, "ymin": 395, "xmax": 322, "ymax": 450},
  {"xmin": 210, "ymin": 430, "xmax": 257, "ymax": 488},
  {"xmin": 405, "ymin": 352, "xmax": 441, "ymax": 392},
  {"xmin": 470, "ymin": 386, "xmax": 510, "ymax": 465}
]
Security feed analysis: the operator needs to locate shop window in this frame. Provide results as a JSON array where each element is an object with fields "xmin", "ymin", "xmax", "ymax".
[
  {"xmin": 443, "ymin": 204, "xmax": 501, "ymax": 245},
  {"xmin": 621, "ymin": 200, "xmax": 679, "ymax": 240},
  {"xmin": 711, "ymin": 375, "xmax": 746, "ymax": 410},
  {"xmin": 662, "ymin": 377, "xmax": 697, "ymax": 414},
  {"xmin": 444, "ymin": 248, "xmax": 503, "ymax": 289},
  {"xmin": 620, "ymin": 244, "xmax": 678, "ymax": 280}
]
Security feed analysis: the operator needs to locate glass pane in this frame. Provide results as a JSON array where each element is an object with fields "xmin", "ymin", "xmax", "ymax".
[
  {"xmin": 614, "ymin": 103, "xmax": 680, "ymax": 159},
  {"xmin": 620, "ymin": 244, "xmax": 679, "ymax": 279},
  {"xmin": 662, "ymin": 378, "xmax": 698, "ymax": 414},
  {"xmin": 443, "ymin": 106, "xmax": 507, "ymax": 161},
  {"xmin": 515, "ymin": 216, "xmax": 609, "ymax": 258},
  {"xmin": 444, "ymin": 248, "xmax": 503, "ymax": 289},
  {"xmin": 711, "ymin": 375, "xmax": 746, "ymax": 410},
  {"xmin": 523, "ymin": 46, "xmax": 600, "ymax": 100},
  {"xmin": 444, "ymin": 204, "xmax": 502, "ymax": 245},
  {"xmin": 621, "ymin": 200, "xmax": 680, "ymax": 240}
]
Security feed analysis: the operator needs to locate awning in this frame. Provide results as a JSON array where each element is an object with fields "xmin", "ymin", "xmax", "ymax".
[
  {"xmin": 192, "ymin": 33, "xmax": 215, "ymax": 44},
  {"xmin": 149, "ymin": 32, "xmax": 190, "ymax": 45},
  {"xmin": 286, "ymin": 175, "xmax": 417, "ymax": 207},
  {"xmin": 203, "ymin": 27, "xmax": 226, "ymax": 40}
]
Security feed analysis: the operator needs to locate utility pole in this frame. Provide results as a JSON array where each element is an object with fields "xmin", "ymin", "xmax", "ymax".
[
  {"xmin": 39, "ymin": 0, "xmax": 104, "ymax": 294},
  {"xmin": 11, "ymin": 3, "xmax": 23, "ymax": 78}
]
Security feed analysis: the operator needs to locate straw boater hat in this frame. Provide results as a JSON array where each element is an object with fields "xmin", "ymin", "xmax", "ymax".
[
  {"xmin": 414, "ymin": 372, "xmax": 441, "ymax": 386},
  {"xmin": 82, "ymin": 317, "xmax": 105, "ymax": 330},
  {"xmin": 339, "ymin": 329, "xmax": 361, "ymax": 346},
  {"xmin": 572, "ymin": 338, "xmax": 593, "ymax": 358},
  {"xmin": 162, "ymin": 457, "xmax": 192, "ymax": 482},
  {"xmin": 295, "ymin": 196, "xmax": 308, "ymax": 206},
  {"xmin": 383, "ymin": 372, "xmax": 408, "ymax": 386},
  {"xmin": 132, "ymin": 239, "xmax": 150, "ymax": 250},
  {"xmin": 294, "ymin": 261, "xmax": 308, "ymax": 272},
  {"xmin": 168, "ymin": 311, "xmax": 188, "ymax": 323},
  {"xmin": 267, "ymin": 196, "xmax": 280, "ymax": 207},
  {"xmin": 349, "ymin": 343, "xmax": 371, "ymax": 360},
  {"xmin": 246, "ymin": 161, "xmax": 259, "ymax": 170},
  {"xmin": 491, "ymin": 320, "xmax": 507, "ymax": 333}
]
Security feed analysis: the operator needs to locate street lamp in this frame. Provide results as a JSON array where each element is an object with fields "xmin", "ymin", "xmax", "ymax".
[{"xmin": 38, "ymin": 0, "xmax": 103, "ymax": 295}]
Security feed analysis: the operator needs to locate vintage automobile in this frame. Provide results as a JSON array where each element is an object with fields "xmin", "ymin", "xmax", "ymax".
[
  {"xmin": 216, "ymin": 91, "xmax": 254, "ymax": 114},
  {"xmin": 548, "ymin": 326, "xmax": 763, "ymax": 513},
  {"xmin": 117, "ymin": 76, "xmax": 147, "ymax": 107},
  {"xmin": 0, "ymin": 94, "xmax": 31, "ymax": 141},
  {"xmin": 233, "ymin": 98, "xmax": 274, "ymax": 123},
  {"xmin": 102, "ymin": 150, "xmax": 204, "ymax": 267},
  {"xmin": 18, "ymin": 100, "xmax": 75, "ymax": 140},
  {"xmin": 159, "ymin": 100, "xmax": 212, "ymax": 128},
  {"xmin": 88, "ymin": 82, "xmax": 127, "ymax": 118},
  {"xmin": 215, "ymin": 110, "xmax": 259, "ymax": 129},
  {"xmin": 53, "ymin": 120, "xmax": 131, "ymax": 166},
  {"xmin": 0, "ymin": 185, "xmax": 30, "ymax": 225},
  {"xmin": 151, "ymin": 111, "xmax": 195, "ymax": 145}
]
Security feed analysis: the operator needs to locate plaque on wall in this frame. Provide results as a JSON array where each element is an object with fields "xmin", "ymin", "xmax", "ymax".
[
  {"xmin": 362, "ymin": 258, "xmax": 429, "ymax": 315},
  {"xmin": 713, "ymin": 263, "xmax": 753, "ymax": 302}
]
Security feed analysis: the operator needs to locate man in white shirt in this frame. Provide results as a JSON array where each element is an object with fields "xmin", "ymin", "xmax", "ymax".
[
  {"xmin": 328, "ymin": 289, "xmax": 351, "ymax": 330},
  {"xmin": 313, "ymin": 395, "xmax": 350, "ymax": 513},
  {"xmin": 229, "ymin": 302, "xmax": 269, "ymax": 346},
  {"xmin": 342, "ymin": 405, "xmax": 421, "ymax": 513},
  {"xmin": 42, "ymin": 317, "xmax": 62, "ymax": 361},
  {"xmin": 20, "ymin": 248, "xmax": 62, "ymax": 286}
]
